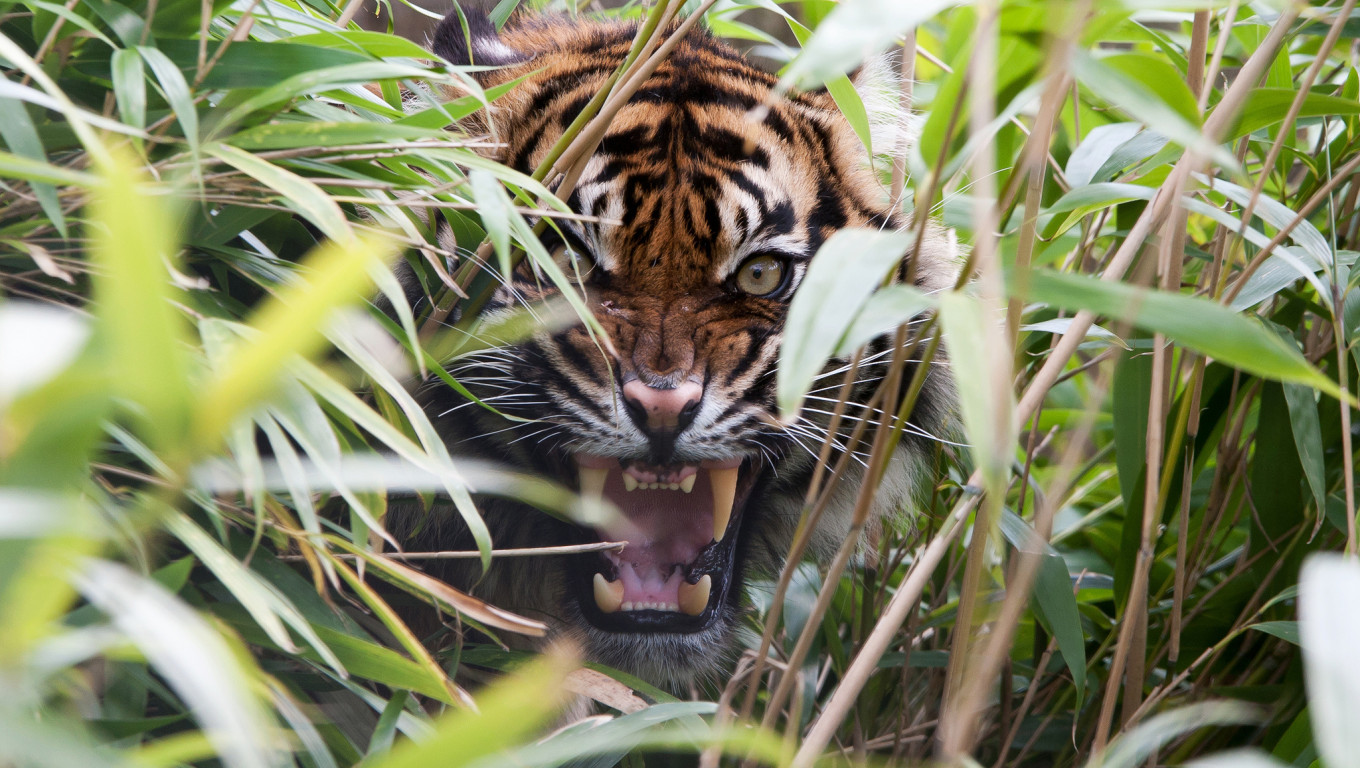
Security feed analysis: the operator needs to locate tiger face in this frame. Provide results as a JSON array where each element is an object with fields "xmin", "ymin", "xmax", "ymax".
[{"xmin": 403, "ymin": 7, "xmax": 954, "ymax": 686}]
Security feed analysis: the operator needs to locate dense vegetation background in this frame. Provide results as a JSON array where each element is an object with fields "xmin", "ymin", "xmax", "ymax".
[{"xmin": 3, "ymin": 0, "xmax": 1360, "ymax": 766}]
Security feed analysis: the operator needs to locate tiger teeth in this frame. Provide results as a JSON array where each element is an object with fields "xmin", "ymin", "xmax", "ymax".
[
  {"xmin": 593, "ymin": 573, "xmax": 623, "ymax": 614},
  {"xmin": 678, "ymin": 574, "xmax": 711, "ymax": 616},
  {"xmin": 619, "ymin": 601, "xmax": 679, "ymax": 612},
  {"xmin": 710, "ymin": 467, "xmax": 738, "ymax": 542},
  {"xmin": 578, "ymin": 466, "xmax": 608, "ymax": 499},
  {"xmin": 619, "ymin": 476, "xmax": 690, "ymax": 492}
]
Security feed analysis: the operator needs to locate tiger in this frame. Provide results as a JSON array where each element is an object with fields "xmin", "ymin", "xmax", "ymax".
[{"xmin": 392, "ymin": 3, "xmax": 957, "ymax": 688}]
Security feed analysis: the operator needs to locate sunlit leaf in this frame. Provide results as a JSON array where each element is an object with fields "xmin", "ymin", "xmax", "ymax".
[
  {"xmin": 778, "ymin": 228, "xmax": 915, "ymax": 419},
  {"xmin": 1095, "ymin": 701, "xmax": 1260, "ymax": 768},
  {"xmin": 1301, "ymin": 555, "xmax": 1360, "ymax": 768},
  {"xmin": 88, "ymin": 146, "xmax": 192, "ymax": 452},
  {"xmin": 365, "ymin": 647, "xmax": 576, "ymax": 768},
  {"xmin": 1071, "ymin": 49, "xmax": 1238, "ymax": 172},
  {"xmin": 191, "ymin": 232, "xmax": 396, "ymax": 449},
  {"xmin": 939, "ymin": 290, "xmax": 1015, "ymax": 486},
  {"xmin": 75, "ymin": 560, "xmax": 280, "ymax": 768},
  {"xmin": 780, "ymin": 0, "xmax": 965, "ymax": 89}
]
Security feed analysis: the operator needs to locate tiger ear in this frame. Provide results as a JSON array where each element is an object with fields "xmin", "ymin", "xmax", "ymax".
[
  {"xmin": 846, "ymin": 54, "xmax": 914, "ymax": 164},
  {"xmin": 432, "ymin": 3, "xmax": 526, "ymax": 70}
]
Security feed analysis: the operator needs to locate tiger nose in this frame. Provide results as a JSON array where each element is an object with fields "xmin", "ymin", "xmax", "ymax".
[{"xmin": 622, "ymin": 379, "xmax": 703, "ymax": 434}]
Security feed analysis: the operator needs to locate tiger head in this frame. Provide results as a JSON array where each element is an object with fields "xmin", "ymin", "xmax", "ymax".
[{"xmin": 406, "ymin": 6, "xmax": 955, "ymax": 687}]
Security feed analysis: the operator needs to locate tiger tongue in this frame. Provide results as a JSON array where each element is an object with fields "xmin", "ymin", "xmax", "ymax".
[
  {"xmin": 597, "ymin": 475, "xmax": 714, "ymax": 567},
  {"xmin": 595, "ymin": 482, "xmax": 713, "ymax": 612}
]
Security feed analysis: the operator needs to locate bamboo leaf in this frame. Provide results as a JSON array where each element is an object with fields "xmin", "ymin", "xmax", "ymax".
[
  {"xmin": 0, "ymin": 96, "xmax": 64, "ymax": 236},
  {"xmin": 1248, "ymin": 621, "xmax": 1300, "ymax": 645},
  {"xmin": 999, "ymin": 510, "xmax": 1086, "ymax": 703},
  {"xmin": 191, "ymin": 232, "xmax": 396, "ymax": 449},
  {"xmin": 1071, "ymin": 50, "xmax": 1238, "ymax": 172},
  {"xmin": 939, "ymin": 290, "xmax": 1015, "ymax": 486},
  {"xmin": 111, "ymin": 49, "xmax": 147, "ymax": 131},
  {"xmin": 1011, "ymin": 268, "xmax": 1350, "ymax": 403},
  {"xmin": 137, "ymin": 46, "xmax": 199, "ymax": 158},
  {"xmin": 164, "ymin": 514, "xmax": 346, "ymax": 674},
  {"xmin": 204, "ymin": 143, "xmax": 352, "ymax": 243},
  {"xmin": 1229, "ymin": 88, "xmax": 1360, "ymax": 140},
  {"xmin": 780, "ymin": 0, "xmax": 964, "ymax": 89},
  {"xmin": 1095, "ymin": 702, "xmax": 1259, "ymax": 768},
  {"xmin": 364, "ymin": 648, "xmax": 576, "ymax": 768},
  {"xmin": 1270, "ymin": 325, "xmax": 1327, "ymax": 519},
  {"xmin": 75, "ymin": 560, "xmax": 280, "ymax": 768},
  {"xmin": 88, "ymin": 147, "xmax": 192, "ymax": 452},
  {"xmin": 778, "ymin": 228, "xmax": 915, "ymax": 420},
  {"xmin": 214, "ymin": 62, "xmax": 438, "ymax": 132},
  {"xmin": 227, "ymin": 121, "xmax": 442, "ymax": 150},
  {"xmin": 284, "ymin": 30, "xmax": 434, "ymax": 59},
  {"xmin": 1301, "ymin": 555, "xmax": 1360, "ymax": 768}
]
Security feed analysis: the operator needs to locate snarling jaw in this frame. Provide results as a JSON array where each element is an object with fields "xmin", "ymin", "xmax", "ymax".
[
  {"xmin": 576, "ymin": 455, "xmax": 741, "ymax": 621},
  {"xmin": 402, "ymin": 8, "xmax": 956, "ymax": 687}
]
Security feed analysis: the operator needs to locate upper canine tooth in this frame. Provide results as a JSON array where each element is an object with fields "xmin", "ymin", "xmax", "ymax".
[
  {"xmin": 623, "ymin": 475, "xmax": 638, "ymax": 492},
  {"xmin": 579, "ymin": 466, "xmax": 608, "ymax": 499},
  {"xmin": 710, "ymin": 467, "xmax": 738, "ymax": 542},
  {"xmin": 679, "ymin": 474, "xmax": 696, "ymax": 493},
  {"xmin": 593, "ymin": 573, "xmax": 623, "ymax": 614},
  {"xmin": 678, "ymin": 574, "xmax": 712, "ymax": 616}
]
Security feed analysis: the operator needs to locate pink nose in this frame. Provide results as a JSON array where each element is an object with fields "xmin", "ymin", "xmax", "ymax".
[{"xmin": 622, "ymin": 379, "xmax": 703, "ymax": 432}]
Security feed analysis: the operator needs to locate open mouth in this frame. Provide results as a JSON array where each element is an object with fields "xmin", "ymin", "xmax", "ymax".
[{"xmin": 571, "ymin": 453, "xmax": 759, "ymax": 633}]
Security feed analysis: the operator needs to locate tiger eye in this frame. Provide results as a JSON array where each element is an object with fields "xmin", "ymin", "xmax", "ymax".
[
  {"xmin": 552, "ymin": 244, "xmax": 596, "ymax": 282},
  {"xmin": 734, "ymin": 255, "xmax": 785, "ymax": 296}
]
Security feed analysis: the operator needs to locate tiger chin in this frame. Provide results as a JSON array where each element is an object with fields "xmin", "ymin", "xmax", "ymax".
[{"xmin": 391, "ymin": 4, "xmax": 957, "ymax": 689}]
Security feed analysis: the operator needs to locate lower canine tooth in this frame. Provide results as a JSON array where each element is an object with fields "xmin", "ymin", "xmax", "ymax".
[
  {"xmin": 593, "ymin": 573, "xmax": 623, "ymax": 614},
  {"xmin": 678, "ymin": 574, "xmax": 712, "ymax": 616},
  {"xmin": 710, "ymin": 467, "xmax": 738, "ymax": 542},
  {"xmin": 579, "ymin": 466, "xmax": 607, "ymax": 499},
  {"xmin": 623, "ymin": 475, "xmax": 638, "ymax": 492},
  {"xmin": 679, "ymin": 474, "xmax": 696, "ymax": 493}
]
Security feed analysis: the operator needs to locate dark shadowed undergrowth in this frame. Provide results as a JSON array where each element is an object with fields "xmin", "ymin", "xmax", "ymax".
[{"xmin": 3, "ymin": 0, "xmax": 1360, "ymax": 766}]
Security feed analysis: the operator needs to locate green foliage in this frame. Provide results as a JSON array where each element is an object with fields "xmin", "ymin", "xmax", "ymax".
[{"xmin": 2, "ymin": 0, "xmax": 1360, "ymax": 767}]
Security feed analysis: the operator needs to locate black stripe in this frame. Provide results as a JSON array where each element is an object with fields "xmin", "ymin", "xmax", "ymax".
[
  {"xmin": 524, "ymin": 65, "xmax": 613, "ymax": 115},
  {"xmin": 723, "ymin": 332, "xmax": 769, "ymax": 386},
  {"xmin": 809, "ymin": 176, "xmax": 848, "ymax": 230}
]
